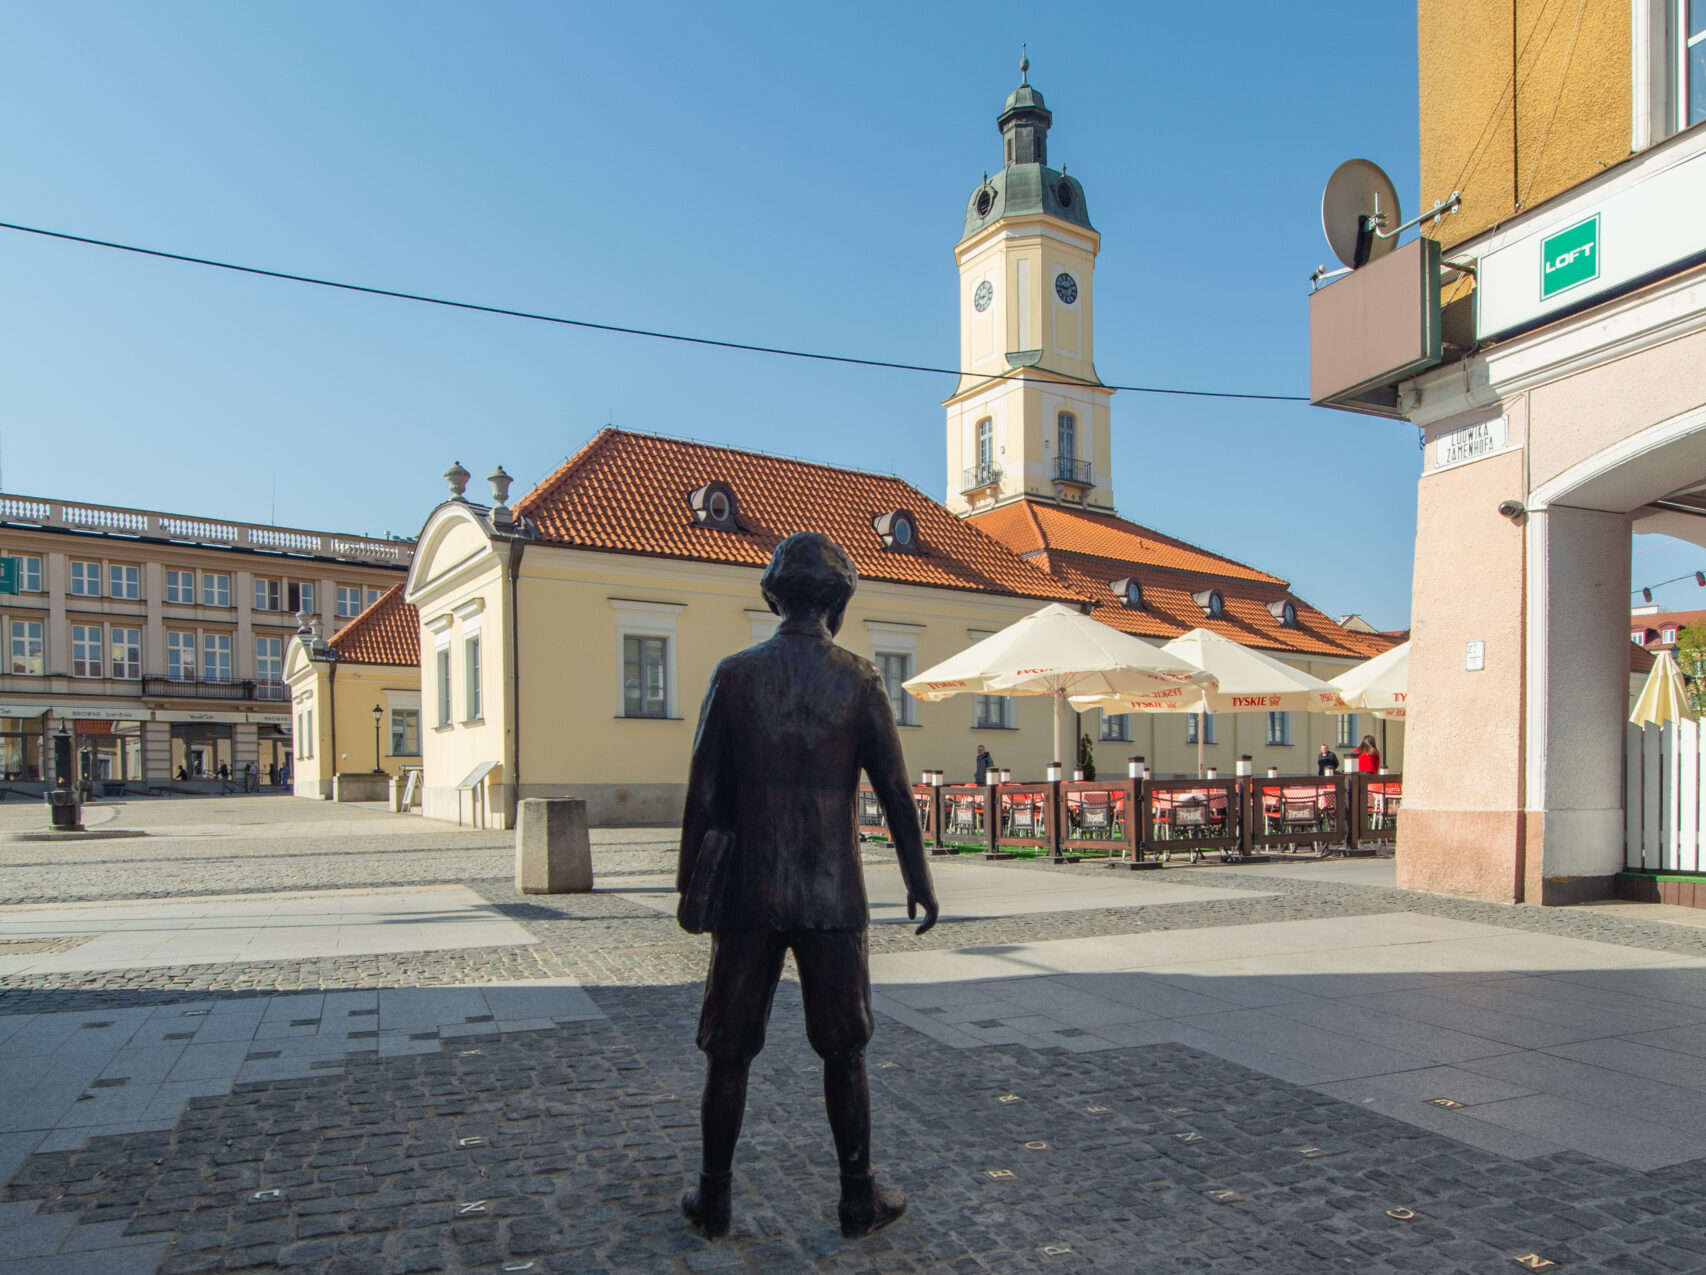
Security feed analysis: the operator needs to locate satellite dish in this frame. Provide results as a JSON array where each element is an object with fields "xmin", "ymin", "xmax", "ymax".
[{"xmin": 1322, "ymin": 159, "xmax": 1402, "ymax": 270}]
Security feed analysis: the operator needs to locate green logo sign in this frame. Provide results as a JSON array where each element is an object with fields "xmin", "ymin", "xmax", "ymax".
[
  {"xmin": 1541, "ymin": 215, "xmax": 1600, "ymax": 300},
  {"xmin": 0, "ymin": 558, "xmax": 18, "ymax": 596}
]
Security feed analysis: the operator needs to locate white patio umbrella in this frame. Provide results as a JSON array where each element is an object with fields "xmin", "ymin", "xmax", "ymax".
[
  {"xmin": 1073, "ymin": 628, "xmax": 1350, "ymax": 777},
  {"xmin": 1330, "ymin": 640, "xmax": 1410, "ymax": 720},
  {"xmin": 903, "ymin": 603, "xmax": 1213, "ymax": 766},
  {"xmin": 1631, "ymin": 649, "xmax": 1695, "ymax": 727}
]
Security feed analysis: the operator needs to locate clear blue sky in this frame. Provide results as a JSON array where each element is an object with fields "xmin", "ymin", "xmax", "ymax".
[{"xmin": 7, "ymin": 2, "xmax": 1684, "ymax": 626}]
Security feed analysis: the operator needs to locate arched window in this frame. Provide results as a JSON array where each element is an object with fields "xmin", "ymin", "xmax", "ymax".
[
  {"xmin": 976, "ymin": 418, "xmax": 993, "ymax": 474},
  {"xmin": 1057, "ymin": 412, "xmax": 1076, "ymax": 462}
]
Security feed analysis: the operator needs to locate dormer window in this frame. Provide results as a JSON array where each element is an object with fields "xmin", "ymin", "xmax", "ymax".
[
  {"xmin": 1109, "ymin": 577, "xmax": 1144, "ymax": 611},
  {"xmin": 1664, "ymin": 627, "xmax": 1678, "ymax": 644},
  {"xmin": 874, "ymin": 510, "xmax": 921, "ymax": 554},
  {"xmin": 1192, "ymin": 589, "xmax": 1225, "ymax": 619},
  {"xmin": 1633, "ymin": 630, "xmax": 1648, "ymax": 645},
  {"xmin": 689, "ymin": 482, "xmax": 740, "ymax": 531},
  {"xmin": 1267, "ymin": 599, "xmax": 1298, "ymax": 628}
]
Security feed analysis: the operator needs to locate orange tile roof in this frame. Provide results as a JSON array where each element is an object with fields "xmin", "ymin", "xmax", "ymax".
[
  {"xmin": 513, "ymin": 429, "xmax": 1082, "ymax": 603},
  {"xmin": 329, "ymin": 584, "xmax": 419, "ymax": 666},
  {"xmin": 968, "ymin": 500, "xmax": 1285, "ymax": 585},
  {"xmin": 970, "ymin": 499, "xmax": 1393, "ymax": 661}
]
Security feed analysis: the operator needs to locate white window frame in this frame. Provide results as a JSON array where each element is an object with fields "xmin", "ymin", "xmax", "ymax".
[
  {"xmin": 254, "ymin": 578, "xmax": 282, "ymax": 612},
  {"xmin": 387, "ymin": 690, "xmax": 422, "ymax": 756},
  {"xmin": 9, "ymin": 619, "xmax": 42, "ymax": 676},
  {"xmin": 167, "ymin": 631, "xmax": 196, "ymax": 681},
  {"xmin": 1057, "ymin": 411, "xmax": 1077, "ymax": 463},
  {"xmin": 463, "ymin": 634, "xmax": 483, "ymax": 722},
  {"xmin": 202, "ymin": 573, "xmax": 231, "ymax": 607},
  {"xmin": 435, "ymin": 643, "xmax": 452, "ymax": 727},
  {"xmin": 1266, "ymin": 711, "xmax": 1293, "ymax": 747},
  {"xmin": 110, "ymin": 627, "xmax": 142, "ymax": 680},
  {"xmin": 1665, "ymin": 627, "xmax": 1680, "ymax": 643},
  {"xmin": 288, "ymin": 582, "xmax": 314, "ymax": 616},
  {"xmin": 70, "ymin": 560, "xmax": 101, "ymax": 597},
  {"xmin": 71, "ymin": 624, "xmax": 104, "ymax": 678},
  {"xmin": 255, "ymin": 636, "xmax": 283, "ymax": 685},
  {"xmin": 1336, "ymin": 713, "xmax": 1360, "ymax": 748},
  {"xmin": 108, "ymin": 563, "xmax": 140, "ymax": 600},
  {"xmin": 15, "ymin": 556, "xmax": 41, "ymax": 593},
  {"xmin": 366, "ymin": 587, "xmax": 382, "ymax": 608},
  {"xmin": 336, "ymin": 585, "xmax": 363, "ymax": 618},
  {"xmin": 165, "ymin": 569, "xmax": 196, "ymax": 604},
  {"xmin": 1186, "ymin": 712, "xmax": 1217, "ymax": 745},
  {"xmin": 866, "ymin": 620, "xmax": 923, "ymax": 728},
  {"xmin": 203, "ymin": 632, "xmax": 233, "ymax": 682},
  {"xmin": 610, "ymin": 598, "xmax": 684, "ymax": 720}
]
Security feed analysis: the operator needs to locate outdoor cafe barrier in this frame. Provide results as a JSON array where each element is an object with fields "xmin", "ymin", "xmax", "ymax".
[{"xmin": 858, "ymin": 771, "xmax": 1403, "ymax": 864}]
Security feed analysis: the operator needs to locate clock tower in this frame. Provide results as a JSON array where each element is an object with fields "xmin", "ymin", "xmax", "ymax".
[{"xmin": 945, "ymin": 56, "xmax": 1115, "ymax": 518}]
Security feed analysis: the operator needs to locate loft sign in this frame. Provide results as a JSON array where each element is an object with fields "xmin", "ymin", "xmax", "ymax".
[{"xmin": 1540, "ymin": 216, "xmax": 1599, "ymax": 300}]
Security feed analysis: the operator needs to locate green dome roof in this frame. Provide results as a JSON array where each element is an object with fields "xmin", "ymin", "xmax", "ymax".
[{"xmin": 1001, "ymin": 82, "xmax": 1046, "ymax": 117}]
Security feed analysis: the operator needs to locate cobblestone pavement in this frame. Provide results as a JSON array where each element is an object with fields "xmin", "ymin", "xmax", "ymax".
[{"xmin": 8, "ymin": 809, "xmax": 1706, "ymax": 1270}]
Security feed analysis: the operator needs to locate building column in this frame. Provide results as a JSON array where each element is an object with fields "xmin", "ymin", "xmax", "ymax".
[
  {"xmin": 142, "ymin": 720, "xmax": 172, "ymax": 782},
  {"xmin": 45, "ymin": 553, "xmax": 67, "ymax": 676},
  {"xmin": 235, "ymin": 570, "xmax": 254, "ymax": 679},
  {"xmin": 233, "ymin": 723, "xmax": 258, "ymax": 776},
  {"xmin": 1523, "ymin": 505, "xmax": 1633, "ymax": 903}
]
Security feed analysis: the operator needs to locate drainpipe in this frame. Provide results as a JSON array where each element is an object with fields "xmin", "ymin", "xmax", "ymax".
[
  {"xmin": 505, "ymin": 537, "xmax": 526, "ymax": 827},
  {"xmin": 327, "ymin": 657, "xmax": 338, "ymax": 800}
]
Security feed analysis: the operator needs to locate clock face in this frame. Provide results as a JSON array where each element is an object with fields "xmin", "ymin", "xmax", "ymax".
[
  {"xmin": 1054, "ymin": 272, "xmax": 1078, "ymax": 305},
  {"xmin": 973, "ymin": 280, "xmax": 993, "ymax": 313}
]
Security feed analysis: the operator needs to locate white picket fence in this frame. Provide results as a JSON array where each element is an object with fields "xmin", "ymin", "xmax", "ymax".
[{"xmin": 1625, "ymin": 720, "xmax": 1705, "ymax": 870}]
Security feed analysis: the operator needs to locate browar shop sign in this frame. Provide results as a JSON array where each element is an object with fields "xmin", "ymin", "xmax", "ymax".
[{"xmin": 1477, "ymin": 141, "xmax": 1706, "ymax": 338}]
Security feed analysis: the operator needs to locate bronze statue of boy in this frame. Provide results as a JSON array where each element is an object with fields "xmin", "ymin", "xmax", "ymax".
[{"xmin": 677, "ymin": 531, "xmax": 939, "ymax": 1240}]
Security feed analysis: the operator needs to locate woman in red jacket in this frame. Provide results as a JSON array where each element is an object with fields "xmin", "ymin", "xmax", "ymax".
[{"xmin": 1357, "ymin": 734, "xmax": 1381, "ymax": 772}]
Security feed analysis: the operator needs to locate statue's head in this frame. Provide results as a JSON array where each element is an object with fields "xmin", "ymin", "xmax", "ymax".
[{"xmin": 761, "ymin": 532, "xmax": 857, "ymax": 634}]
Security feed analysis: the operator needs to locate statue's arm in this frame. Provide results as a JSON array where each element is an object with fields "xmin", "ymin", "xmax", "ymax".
[
  {"xmin": 859, "ymin": 668, "xmax": 937, "ymax": 934},
  {"xmin": 678, "ymin": 668, "xmax": 729, "ymax": 894}
]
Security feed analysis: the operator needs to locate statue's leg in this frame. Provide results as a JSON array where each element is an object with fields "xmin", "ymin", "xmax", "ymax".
[
  {"xmin": 794, "ymin": 930, "xmax": 905, "ymax": 1238},
  {"xmin": 684, "ymin": 928, "xmax": 787, "ymax": 1239}
]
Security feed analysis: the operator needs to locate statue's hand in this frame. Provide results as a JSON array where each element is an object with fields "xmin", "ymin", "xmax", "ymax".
[{"xmin": 906, "ymin": 890, "xmax": 939, "ymax": 936}]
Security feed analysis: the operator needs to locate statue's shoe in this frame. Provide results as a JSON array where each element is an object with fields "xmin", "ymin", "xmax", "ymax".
[
  {"xmin": 838, "ymin": 1172, "xmax": 906, "ymax": 1239},
  {"xmin": 681, "ymin": 1172, "xmax": 732, "ymax": 1240}
]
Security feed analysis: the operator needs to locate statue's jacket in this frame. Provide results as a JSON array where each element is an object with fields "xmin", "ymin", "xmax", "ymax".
[{"xmin": 677, "ymin": 625, "xmax": 929, "ymax": 932}]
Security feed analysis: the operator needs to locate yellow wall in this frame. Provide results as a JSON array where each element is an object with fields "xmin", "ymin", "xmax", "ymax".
[
  {"xmin": 947, "ymin": 214, "xmax": 1115, "ymax": 516},
  {"xmin": 404, "ymin": 507, "xmax": 1403, "ymax": 826},
  {"xmin": 285, "ymin": 640, "xmax": 420, "ymax": 799},
  {"xmin": 1420, "ymin": 0, "xmax": 1631, "ymax": 255}
]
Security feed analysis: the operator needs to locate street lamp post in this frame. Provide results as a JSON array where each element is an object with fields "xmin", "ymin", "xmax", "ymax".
[{"xmin": 372, "ymin": 704, "xmax": 385, "ymax": 774}]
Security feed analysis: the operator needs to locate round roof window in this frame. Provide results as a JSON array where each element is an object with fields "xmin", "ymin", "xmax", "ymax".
[
  {"xmin": 975, "ymin": 188, "xmax": 995, "ymax": 218},
  {"xmin": 1125, "ymin": 581, "xmax": 1142, "ymax": 609},
  {"xmin": 1055, "ymin": 180, "xmax": 1074, "ymax": 208},
  {"xmin": 708, "ymin": 490, "xmax": 731, "ymax": 522},
  {"xmin": 893, "ymin": 515, "xmax": 914, "ymax": 546}
]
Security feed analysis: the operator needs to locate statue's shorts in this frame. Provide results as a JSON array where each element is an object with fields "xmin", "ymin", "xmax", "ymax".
[{"xmin": 696, "ymin": 927, "xmax": 873, "ymax": 1063}]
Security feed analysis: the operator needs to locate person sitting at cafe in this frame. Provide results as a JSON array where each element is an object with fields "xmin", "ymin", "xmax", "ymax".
[
  {"xmin": 1357, "ymin": 735, "xmax": 1381, "ymax": 772},
  {"xmin": 1317, "ymin": 744, "xmax": 1339, "ymax": 775}
]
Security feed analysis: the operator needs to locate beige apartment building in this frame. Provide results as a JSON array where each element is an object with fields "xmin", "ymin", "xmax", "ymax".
[
  {"xmin": 1311, "ymin": 1, "xmax": 1706, "ymax": 902},
  {"xmin": 0, "ymin": 493, "xmax": 409, "ymax": 788}
]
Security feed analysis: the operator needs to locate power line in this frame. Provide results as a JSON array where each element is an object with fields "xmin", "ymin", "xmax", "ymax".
[{"xmin": 0, "ymin": 219, "xmax": 1308, "ymax": 403}]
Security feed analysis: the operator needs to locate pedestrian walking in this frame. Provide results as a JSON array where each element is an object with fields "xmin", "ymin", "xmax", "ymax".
[{"xmin": 974, "ymin": 744, "xmax": 995, "ymax": 785}]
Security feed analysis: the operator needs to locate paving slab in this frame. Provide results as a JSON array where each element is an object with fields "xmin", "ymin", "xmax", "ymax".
[{"xmin": 608, "ymin": 861, "xmax": 1277, "ymax": 924}]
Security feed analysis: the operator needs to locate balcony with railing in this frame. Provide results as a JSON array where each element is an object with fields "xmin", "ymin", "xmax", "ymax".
[
  {"xmin": 0, "ymin": 493, "xmax": 413, "ymax": 566},
  {"xmin": 1052, "ymin": 457, "xmax": 1093, "ymax": 487},
  {"xmin": 961, "ymin": 463, "xmax": 1003, "ymax": 494},
  {"xmin": 143, "ymin": 675, "xmax": 288, "ymax": 702}
]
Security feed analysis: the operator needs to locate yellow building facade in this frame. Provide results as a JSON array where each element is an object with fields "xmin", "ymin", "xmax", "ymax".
[{"xmin": 285, "ymin": 584, "xmax": 422, "ymax": 800}]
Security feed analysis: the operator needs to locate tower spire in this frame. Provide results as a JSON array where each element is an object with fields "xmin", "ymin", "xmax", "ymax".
[{"xmin": 1019, "ymin": 43, "xmax": 1028, "ymax": 85}]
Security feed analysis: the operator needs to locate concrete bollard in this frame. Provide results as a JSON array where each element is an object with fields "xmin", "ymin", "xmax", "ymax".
[{"xmin": 515, "ymin": 797, "xmax": 593, "ymax": 894}]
